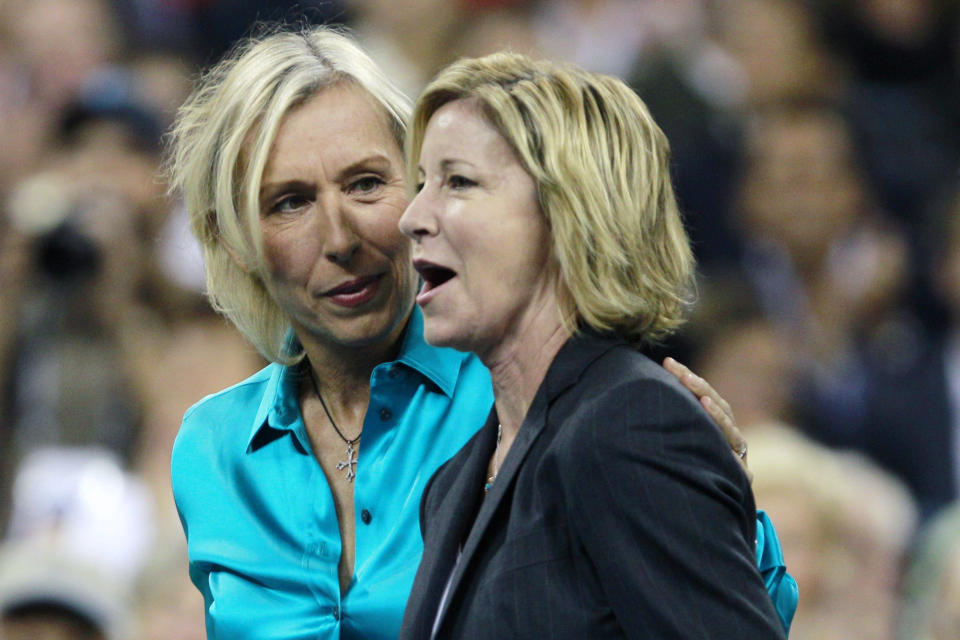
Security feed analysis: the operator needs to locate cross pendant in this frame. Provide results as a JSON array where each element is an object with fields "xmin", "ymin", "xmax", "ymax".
[{"xmin": 336, "ymin": 442, "xmax": 358, "ymax": 482}]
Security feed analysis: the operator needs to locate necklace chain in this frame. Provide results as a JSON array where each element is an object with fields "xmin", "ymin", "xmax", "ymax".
[
  {"xmin": 307, "ymin": 366, "xmax": 361, "ymax": 445},
  {"xmin": 484, "ymin": 423, "xmax": 502, "ymax": 493},
  {"xmin": 307, "ymin": 365, "xmax": 361, "ymax": 482}
]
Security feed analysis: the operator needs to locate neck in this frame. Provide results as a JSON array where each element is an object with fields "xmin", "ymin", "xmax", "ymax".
[
  {"xmin": 481, "ymin": 302, "xmax": 571, "ymax": 439},
  {"xmin": 297, "ymin": 312, "xmax": 411, "ymax": 412}
]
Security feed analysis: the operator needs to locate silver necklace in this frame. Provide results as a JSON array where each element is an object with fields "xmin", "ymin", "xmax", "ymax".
[
  {"xmin": 484, "ymin": 423, "xmax": 502, "ymax": 493},
  {"xmin": 307, "ymin": 366, "xmax": 361, "ymax": 482}
]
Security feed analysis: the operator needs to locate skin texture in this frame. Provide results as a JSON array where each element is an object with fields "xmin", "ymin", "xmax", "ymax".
[
  {"xmin": 256, "ymin": 83, "xmax": 418, "ymax": 593},
  {"xmin": 400, "ymin": 98, "xmax": 568, "ymax": 458},
  {"xmin": 401, "ymin": 99, "xmax": 558, "ymax": 362},
  {"xmin": 258, "ymin": 83, "xmax": 418, "ymax": 354}
]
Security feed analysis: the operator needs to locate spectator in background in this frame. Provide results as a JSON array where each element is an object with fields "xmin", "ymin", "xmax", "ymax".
[
  {"xmin": 629, "ymin": 0, "xmax": 840, "ymax": 271},
  {"xmin": 860, "ymin": 187, "xmax": 960, "ymax": 521},
  {"xmin": 749, "ymin": 426, "xmax": 916, "ymax": 640},
  {"xmin": 0, "ymin": 45, "xmax": 263, "ymax": 555},
  {"xmin": 813, "ymin": 0, "xmax": 960, "ymax": 335},
  {"xmin": 0, "ymin": 448, "xmax": 148, "ymax": 640},
  {"xmin": 817, "ymin": 0, "xmax": 959, "ymax": 230},
  {"xmin": 0, "ymin": 0, "xmax": 123, "ymax": 113},
  {"xmin": 349, "ymin": 0, "xmax": 465, "ymax": 97},
  {"xmin": 733, "ymin": 101, "xmax": 912, "ymax": 449},
  {"xmin": 0, "ymin": 78, "xmax": 171, "ymax": 477},
  {"xmin": 115, "ymin": 0, "xmax": 351, "ymax": 66},
  {"xmin": 899, "ymin": 503, "xmax": 960, "ymax": 640},
  {"xmin": 688, "ymin": 289, "xmax": 798, "ymax": 430},
  {"xmin": 0, "ymin": 541, "xmax": 123, "ymax": 640}
]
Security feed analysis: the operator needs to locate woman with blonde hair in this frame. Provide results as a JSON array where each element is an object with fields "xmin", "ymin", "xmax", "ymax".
[
  {"xmin": 399, "ymin": 52, "xmax": 788, "ymax": 638},
  {"xmin": 166, "ymin": 26, "xmax": 794, "ymax": 639}
]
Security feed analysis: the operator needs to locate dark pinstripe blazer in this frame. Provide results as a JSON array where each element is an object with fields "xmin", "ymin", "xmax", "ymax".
[{"xmin": 399, "ymin": 331, "xmax": 786, "ymax": 639}]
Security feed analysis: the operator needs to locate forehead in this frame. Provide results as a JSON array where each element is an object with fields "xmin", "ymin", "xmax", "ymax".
[
  {"xmin": 263, "ymin": 83, "xmax": 401, "ymax": 178},
  {"xmin": 420, "ymin": 99, "xmax": 516, "ymax": 165}
]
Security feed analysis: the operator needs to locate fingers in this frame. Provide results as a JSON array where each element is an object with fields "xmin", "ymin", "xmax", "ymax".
[
  {"xmin": 663, "ymin": 357, "xmax": 733, "ymax": 422},
  {"xmin": 663, "ymin": 357, "xmax": 753, "ymax": 482}
]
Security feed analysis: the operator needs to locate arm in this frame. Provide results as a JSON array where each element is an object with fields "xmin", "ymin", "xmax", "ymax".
[
  {"xmin": 563, "ymin": 377, "xmax": 786, "ymax": 639},
  {"xmin": 756, "ymin": 510, "xmax": 798, "ymax": 635},
  {"xmin": 663, "ymin": 357, "xmax": 797, "ymax": 635},
  {"xmin": 663, "ymin": 357, "xmax": 750, "ymax": 480}
]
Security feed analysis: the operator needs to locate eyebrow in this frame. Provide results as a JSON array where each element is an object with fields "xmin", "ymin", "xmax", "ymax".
[
  {"xmin": 335, "ymin": 153, "xmax": 394, "ymax": 181},
  {"xmin": 259, "ymin": 179, "xmax": 311, "ymax": 206},
  {"xmin": 418, "ymin": 158, "xmax": 476, "ymax": 174}
]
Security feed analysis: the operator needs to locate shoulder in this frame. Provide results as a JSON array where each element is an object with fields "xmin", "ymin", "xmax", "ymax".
[
  {"xmin": 171, "ymin": 363, "xmax": 278, "ymax": 497},
  {"xmin": 180, "ymin": 363, "xmax": 278, "ymax": 424},
  {"xmin": 554, "ymin": 344, "xmax": 745, "ymax": 485},
  {"xmin": 176, "ymin": 364, "xmax": 276, "ymax": 444},
  {"xmin": 570, "ymin": 344, "xmax": 705, "ymax": 429}
]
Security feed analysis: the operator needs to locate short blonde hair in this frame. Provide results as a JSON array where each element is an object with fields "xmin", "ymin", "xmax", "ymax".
[
  {"xmin": 407, "ymin": 52, "xmax": 694, "ymax": 346},
  {"xmin": 165, "ymin": 26, "xmax": 411, "ymax": 363}
]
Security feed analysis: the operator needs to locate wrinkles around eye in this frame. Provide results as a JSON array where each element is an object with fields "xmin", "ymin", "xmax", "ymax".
[
  {"xmin": 448, "ymin": 175, "xmax": 476, "ymax": 189},
  {"xmin": 347, "ymin": 175, "xmax": 386, "ymax": 197},
  {"xmin": 269, "ymin": 194, "xmax": 311, "ymax": 215}
]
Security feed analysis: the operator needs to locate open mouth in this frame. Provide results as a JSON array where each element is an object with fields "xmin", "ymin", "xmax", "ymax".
[{"xmin": 413, "ymin": 259, "xmax": 457, "ymax": 297}]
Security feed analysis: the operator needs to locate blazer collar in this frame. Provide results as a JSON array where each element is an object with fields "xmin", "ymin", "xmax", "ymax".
[
  {"xmin": 415, "ymin": 410, "xmax": 497, "ymax": 638},
  {"xmin": 431, "ymin": 329, "xmax": 626, "ymax": 635},
  {"xmin": 542, "ymin": 327, "xmax": 629, "ymax": 402}
]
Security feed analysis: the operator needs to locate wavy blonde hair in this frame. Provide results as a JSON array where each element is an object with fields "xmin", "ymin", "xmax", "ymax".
[
  {"xmin": 165, "ymin": 26, "xmax": 411, "ymax": 363},
  {"xmin": 407, "ymin": 52, "xmax": 695, "ymax": 346}
]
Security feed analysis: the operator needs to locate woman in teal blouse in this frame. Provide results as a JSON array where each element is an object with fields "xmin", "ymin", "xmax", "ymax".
[{"xmin": 166, "ymin": 26, "xmax": 796, "ymax": 639}]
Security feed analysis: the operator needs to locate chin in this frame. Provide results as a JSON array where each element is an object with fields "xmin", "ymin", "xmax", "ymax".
[{"xmin": 421, "ymin": 315, "xmax": 471, "ymax": 352}]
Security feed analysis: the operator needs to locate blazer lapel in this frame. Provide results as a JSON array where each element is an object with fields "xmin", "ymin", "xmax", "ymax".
[
  {"xmin": 431, "ymin": 386, "xmax": 551, "ymax": 636},
  {"xmin": 430, "ymin": 331, "xmax": 624, "ymax": 637},
  {"xmin": 411, "ymin": 413, "xmax": 494, "ymax": 637}
]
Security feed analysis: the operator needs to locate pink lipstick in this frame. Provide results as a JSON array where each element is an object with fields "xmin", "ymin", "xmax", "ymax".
[{"xmin": 323, "ymin": 273, "xmax": 383, "ymax": 308}]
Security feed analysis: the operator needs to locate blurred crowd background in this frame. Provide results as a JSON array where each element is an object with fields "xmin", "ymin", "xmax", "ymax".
[{"xmin": 0, "ymin": 0, "xmax": 957, "ymax": 638}]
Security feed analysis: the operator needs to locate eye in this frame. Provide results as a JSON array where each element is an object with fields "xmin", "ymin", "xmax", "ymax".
[
  {"xmin": 347, "ymin": 175, "xmax": 385, "ymax": 196},
  {"xmin": 448, "ymin": 175, "xmax": 476, "ymax": 190},
  {"xmin": 269, "ymin": 194, "xmax": 311, "ymax": 215}
]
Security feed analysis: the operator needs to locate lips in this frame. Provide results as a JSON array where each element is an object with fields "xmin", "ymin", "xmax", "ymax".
[
  {"xmin": 322, "ymin": 273, "xmax": 383, "ymax": 307},
  {"xmin": 413, "ymin": 259, "xmax": 457, "ymax": 305}
]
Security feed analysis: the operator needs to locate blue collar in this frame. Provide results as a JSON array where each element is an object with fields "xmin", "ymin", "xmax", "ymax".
[{"xmin": 245, "ymin": 306, "xmax": 466, "ymax": 452}]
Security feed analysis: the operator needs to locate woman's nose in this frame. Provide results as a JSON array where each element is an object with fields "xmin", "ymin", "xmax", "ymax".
[
  {"xmin": 323, "ymin": 200, "xmax": 361, "ymax": 264},
  {"xmin": 399, "ymin": 187, "xmax": 437, "ymax": 242}
]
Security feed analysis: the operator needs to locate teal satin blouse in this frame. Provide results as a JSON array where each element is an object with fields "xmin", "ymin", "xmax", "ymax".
[{"xmin": 172, "ymin": 308, "xmax": 797, "ymax": 639}]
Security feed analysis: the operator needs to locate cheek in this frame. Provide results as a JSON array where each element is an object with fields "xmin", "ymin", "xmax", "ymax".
[
  {"xmin": 362, "ymin": 198, "xmax": 412, "ymax": 257},
  {"xmin": 501, "ymin": 220, "xmax": 552, "ymax": 281},
  {"xmin": 362, "ymin": 221, "xmax": 413, "ymax": 271},
  {"xmin": 261, "ymin": 228, "xmax": 317, "ymax": 279}
]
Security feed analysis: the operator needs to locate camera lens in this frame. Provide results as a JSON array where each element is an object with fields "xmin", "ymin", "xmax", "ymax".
[{"xmin": 36, "ymin": 220, "xmax": 101, "ymax": 281}]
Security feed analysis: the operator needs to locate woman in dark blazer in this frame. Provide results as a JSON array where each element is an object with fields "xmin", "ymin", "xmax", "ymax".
[{"xmin": 398, "ymin": 52, "xmax": 789, "ymax": 639}]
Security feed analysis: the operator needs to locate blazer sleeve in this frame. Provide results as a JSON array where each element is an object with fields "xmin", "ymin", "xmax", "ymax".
[{"xmin": 561, "ymin": 376, "xmax": 786, "ymax": 639}]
